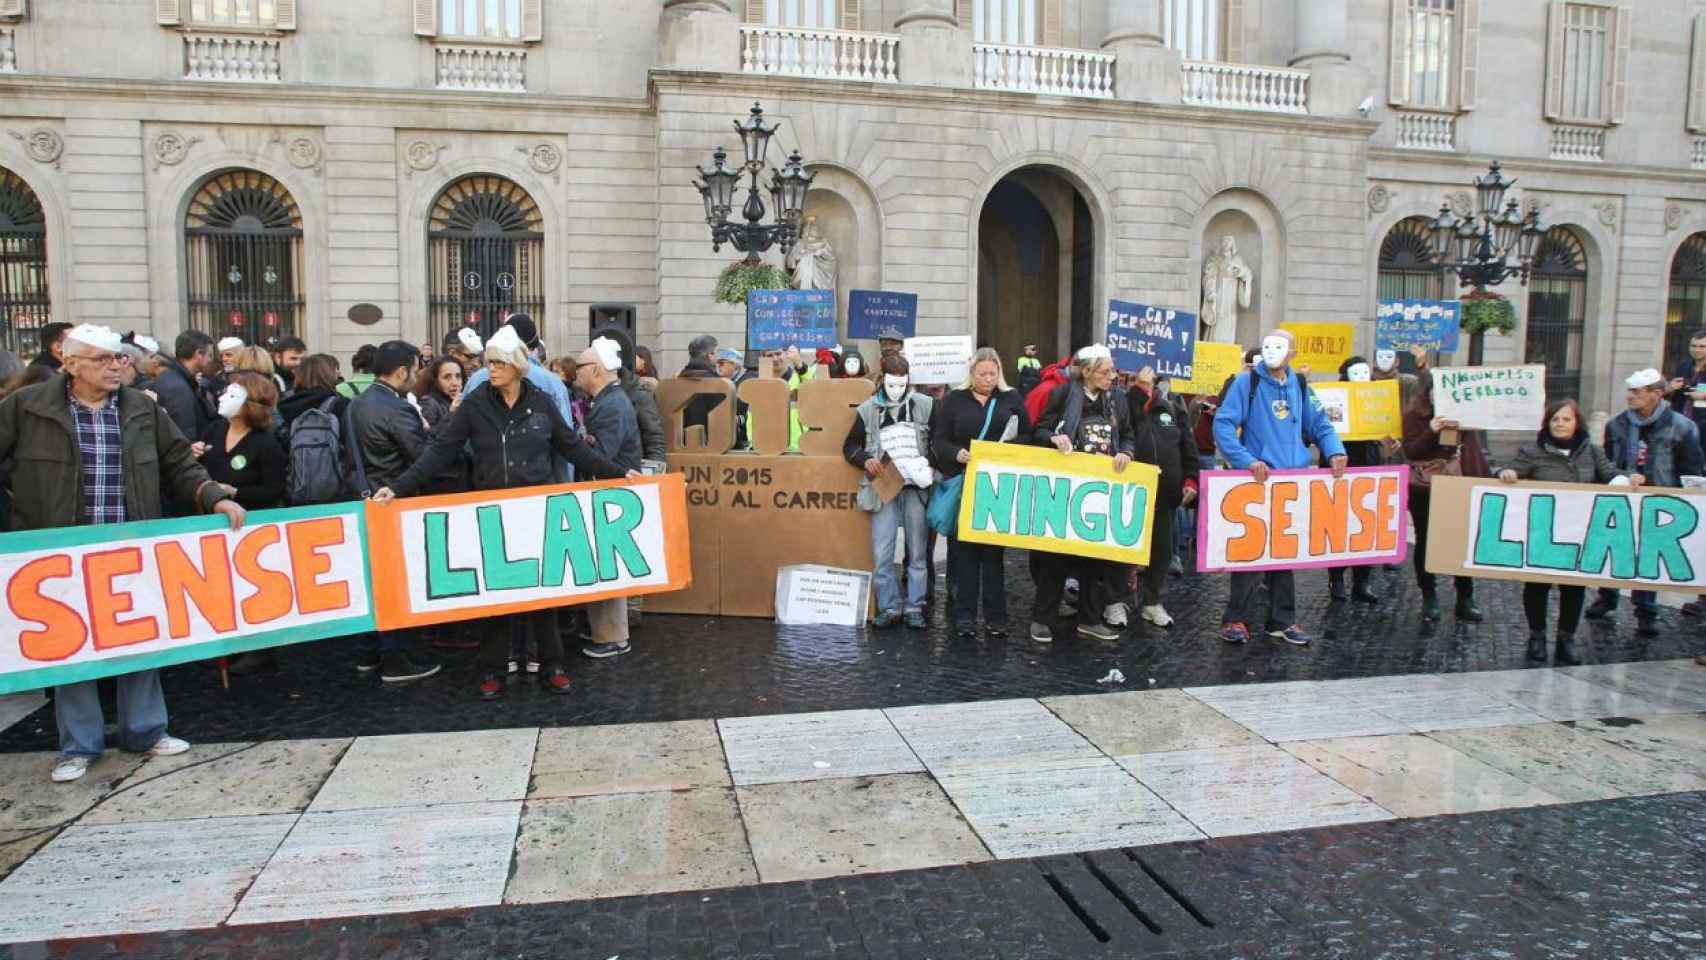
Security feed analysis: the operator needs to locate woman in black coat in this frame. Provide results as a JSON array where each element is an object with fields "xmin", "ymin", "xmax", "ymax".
[
  {"xmin": 1125, "ymin": 368, "xmax": 1200, "ymax": 628},
  {"xmin": 1326, "ymin": 356, "xmax": 1392, "ymax": 604}
]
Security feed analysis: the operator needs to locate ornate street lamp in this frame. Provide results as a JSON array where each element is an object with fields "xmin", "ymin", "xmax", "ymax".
[
  {"xmin": 1426, "ymin": 160, "xmax": 1545, "ymax": 364},
  {"xmin": 692, "ymin": 102, "xmax": 814, "ymax": 265}
]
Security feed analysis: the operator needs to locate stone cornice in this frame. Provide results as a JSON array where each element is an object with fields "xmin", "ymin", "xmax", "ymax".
[{"xmin": 1370, "ymin": 147, "xmax": 1706, "ymax": 185}]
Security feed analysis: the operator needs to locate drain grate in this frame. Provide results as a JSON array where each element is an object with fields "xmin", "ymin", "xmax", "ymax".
[
  {"xmin": 1126, "ymin": 849, "xmax": 1216, "ymax": 929},
  {"xmin": 1041, "ymin": 870, "xmax": 1111, "ymax": 943},
  {"xmin": 1032, "ymin": 849, "xmax": 1220, "ymax": 949}
]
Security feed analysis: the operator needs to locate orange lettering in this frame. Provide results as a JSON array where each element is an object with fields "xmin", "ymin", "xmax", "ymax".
[
  {"xmin": 1269, "ymin": 483, "xmax": 1300, "ymax": 560},
  {"xmin": 287, "ymin": 517, "xmax": 350, "ymax": 616},
  {"xmin": 1308, "ymin": 478, "xmax": 1348, "ymax": 556},
  {"xmin": 233, "ymin": 526, "xmax": 293, "ymax": 625},
  {"xmin": 1349, "ymin": 475, "xmax": 1379, "ymax": 552},
  {"xmin": 1375, "ymin": 476, "xmax": 1400, "ymax": 552},
  {"xmin": 155, "ymin": 535, "xmax": 237, "ymax": 639},
  {"xmin": 1221, "ymin": 483, "xmax": 1268, "ymax": 562},
  {"xmin": 83, "ymin": 548, "xmax": 158, "ymax": 651},
  {"xmin": 8, "ymin": 555, "xmax": 87, "ymax": 662}
]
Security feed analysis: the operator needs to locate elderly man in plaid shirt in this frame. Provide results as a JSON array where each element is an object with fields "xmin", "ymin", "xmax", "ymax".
[{"xmin": 0, "ymin": 324, "xmax": 247, "ymax": 783}]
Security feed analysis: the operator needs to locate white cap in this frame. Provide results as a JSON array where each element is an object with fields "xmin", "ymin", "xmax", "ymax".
[
  {"xmin": 485, "ymin": 325, "xmax": 529, "ymax": 369},
  {"xmin": 66, "ymin": 324, "xmax": 123, "ymax": 354},
  {"xmin": 1076, "ymin": 344, "xmax": 1112, "ymax": 363},
  {"xmin": 132, "ymin": 334, "xmax": 160, "ymax": 355},
  {"xmin": 590, "ymin": 336, "xmax": 623, "ymax": 372},
  {"xmin": 1625, "ymin": 368, "xmax": 1664, "ymax": 389},
  {"xmin": 456, "ymin": 327, "xmax": 484, "ymax": 354},
  {"xmin": 217, "ymin": 336, "xmax": 244, "ymax": 352}
]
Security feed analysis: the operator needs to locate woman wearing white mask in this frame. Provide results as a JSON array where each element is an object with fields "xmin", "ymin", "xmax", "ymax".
[
  {"xmin": 1325, "ymin": 356, "xmax": 1392, "ymax": 604},
  {"xmin": 843, "ymin": 354, "xmax": 934, "ymax": 629}
]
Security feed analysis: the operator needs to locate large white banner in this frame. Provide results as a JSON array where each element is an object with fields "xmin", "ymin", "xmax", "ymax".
[{"xmin": 1430, "ymin": 365, "xmax": 1546, "ymax": 431}]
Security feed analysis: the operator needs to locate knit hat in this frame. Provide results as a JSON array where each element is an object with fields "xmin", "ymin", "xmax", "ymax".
[
  {"xmin": 507, "ymin": 314, "xmax": 540, "ymax": 349},
  {"xmin": 485, "ymin": 325, "xmax": 530, "ymax": 369}
]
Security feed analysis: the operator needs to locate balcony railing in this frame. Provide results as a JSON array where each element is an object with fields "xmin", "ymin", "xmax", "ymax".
[
  {"xmin": 1181, "ymin": 60, "xmax": 1308, "ymax": 114},
  {"xmin": 182, "ymin": 33, "xmax": 281, "ymax": 83},
  {"xmin": 740, "ymin": 24, "xmax": 899, "ymax": 83},
  {"xmin": 0, "ymin": 28, "xmax": 13, "ymax": 74},
  {"xmin": 435, "ymin": 43, "xmax": 526, "ymax": 92},
  {"xmin": 972, "ymin": 42, "xmax": 1114, "ymax": 99},
  {"xmin": 1394, "ymin": 111, "xmax": 1455, "ymax": 152},
  {"xmin": 1693, "ymin": 137, "xmax": 1705, "ymax": 171},
  {"xmin": 1548, "ymin": 124, "xmax": 1604, "ymax": 162}
]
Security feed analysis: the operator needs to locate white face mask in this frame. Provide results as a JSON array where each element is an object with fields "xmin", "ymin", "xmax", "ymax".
[
  {"xmin": 216, "ymin": 384, "xmax": 248, "ymax": 420},
  {"xmin": 1375, "ymin": 349, "xmax": 1397, "ymax": 372},
  {"xmin": 843, "ymin": 357, "xmax": 862, "ymax": 376},
  {"xmin": 1345, "ymin": 363, "xmax": 1372, "ymax": 383},
  {"xmin": 1261, "ymin": 336, "xmax": 1290, "ymax": 370},
  {"xmin": 882, "ymin": 374, "xmax": 908, "ymax": 402}
]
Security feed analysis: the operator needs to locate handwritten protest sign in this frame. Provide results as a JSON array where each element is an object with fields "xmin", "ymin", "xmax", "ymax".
[
  {"xmin": 904, "ymin": 335, "xmax": 973, "ymax": 385},
  {"xmin": 1279, "ymin": 322, "xmax": 1355, "ymax": 375},
  {"xmin": 1424, "ymin": 476, "xmax": 1706, "ymax": 592},
  {"xmin": 1171, "ymin": 341, "xmax": 1246, "ymax": 396},
  {"xmin": 1196, "ymin": 466, "xmax": 1409, "ymax": 573},
  {"xmin": 847, "ymin": 290, "xmax": 918, "ymax": 341},
  {"xmin": 775, "ymin": 565, "xmax": 872, "ymax": 626},
  {"xmin": 747, "ymin": 289, "xmax": 836, "ymax": 351},
  {"xmin": 1376, "ymin": 299, "xmax": 1461, "ymax": 353},
  {"xmin": 1430, "ymin": 365, "xmax": 1545, "ymax": 431},
  {"xmin": 957, "ymin": 440, "xmax": 1159, "ymax": 565},
  {"xmin": 1310, "ymin": 380, "xmax": 1402, "ymax": 442},
  {"xmin": 1107, "ymin": 300, "xmax": 1196, "ymax": 379}
]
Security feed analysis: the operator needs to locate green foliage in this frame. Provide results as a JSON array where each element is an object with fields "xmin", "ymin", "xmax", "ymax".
[
  {"xmin": 1460, "ymin": 295, "xmax": 1517, "ymax": 337},
  {"xmin": 714, "ymin": 262, "xmax": 792, "ymax": 305}
]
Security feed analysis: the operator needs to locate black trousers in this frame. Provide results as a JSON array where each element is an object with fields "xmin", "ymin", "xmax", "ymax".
[
  {"xmin": 1034, "ymin": 554, "xmax": 1111, "ymax": 626},
  {"xmin": 1523, "ymin": 582, "xmax": 1586, "ymax": 636},
  {"xmin": 481, "ymin": 610, "xmax": 562, "ymax": 675},
  {"xmin": 950, "ymin": 538, "xmax": 1006, "ymax": 624},
  {"xmin": 1408, "ymin": 486, "xmax": 1473, "ymax": 597},
  {"xmin": 1138, "ymin": 503, "xmax": 1176, "ymax": 606}
]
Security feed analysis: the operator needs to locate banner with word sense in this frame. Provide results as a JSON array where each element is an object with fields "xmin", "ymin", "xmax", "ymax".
[
  {"xmin": 1310, "ymin": 380, "xmax": 1402, "ymax": 442},
  {"xmin": 1107, "ymin": 301, "xmax": 1197, "ymax": 380},
  {"xmin": 1171, "ymin": 342, "xmax": 1246, "ymax": 396},
  {"xmin": 1430, "ymin": 365, "xmax": 1545, "ymax": 431},
  {"xmin": 1423, "ymin": 476, "xmax": 1706, "ymax": 592},
  {"xmin": 956, "ymin": 440, "xmax": 1159, "ymax": 565},
  {"xmin": 1196, "ymin": 466, "xmax": 1410, "ymax": 572},
  {"xmin": 1376, "ymin": 299, "xmax": 1461, "ymax": 353},
  {"xmin": 0, "ymin": 476, "xmax": 691, "ymax": 693}
]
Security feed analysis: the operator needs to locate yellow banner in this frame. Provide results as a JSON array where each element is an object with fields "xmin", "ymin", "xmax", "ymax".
[
  {"xmin": 1171, "ymin": 341, "xmax": 1246, "ymax": 396},
  {"xmin": 1281, "ymin": 322, "xmax": 1356, "ymax": 377},
  {"xmin": 1310, "ymin": 379, "xmax": 1402, "ymax": 442},
  {"xmin": 955, "ymin": 441, "xmax": 1159, "ymax": 564}
]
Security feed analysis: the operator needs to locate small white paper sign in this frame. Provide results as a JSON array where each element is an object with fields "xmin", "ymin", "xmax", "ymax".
[
  {"xmin": 903, "ymin": 335, "xmax": 973, "ymax": 385},
  {"xmin": 774, "ymin": 564, "xmax": 872, "ymax": 626},
  {"xmin": 1430, "ymin": 365, "xmax": 1546, "ymax": 431}
]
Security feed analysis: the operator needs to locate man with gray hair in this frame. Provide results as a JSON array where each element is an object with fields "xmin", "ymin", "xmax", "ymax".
[{"xmin": 686, "ymin": 334, "xmax": 719, "ymax": 367}]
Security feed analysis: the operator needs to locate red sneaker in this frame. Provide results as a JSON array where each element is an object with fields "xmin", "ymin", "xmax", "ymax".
[
  {"xmin": 477, "ymin": 674, "xmax": 504, "ymax": 701},
  {"xmin": 540, "ymin": 668, "xmax": 572, "ymax": 695}
]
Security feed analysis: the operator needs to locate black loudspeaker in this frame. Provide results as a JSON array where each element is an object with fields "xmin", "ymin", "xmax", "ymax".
[{"xmin": 589, "ymin": 304, "xmax": 636, "ymax": 338}]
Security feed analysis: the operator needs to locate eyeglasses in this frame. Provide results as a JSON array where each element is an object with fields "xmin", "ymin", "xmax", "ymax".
[{"xmin": 77, "ymin": 353, "xmax": 125, "ymax": 368}]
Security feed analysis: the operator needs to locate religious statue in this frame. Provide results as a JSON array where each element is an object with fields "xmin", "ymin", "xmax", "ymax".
[
  {"xmin": 787, "ymin": 215, "xmax": 837, "ymax": 293},
  {"xmin": 1200, "ymin": 235, "xmax": 1252, "ymax": 344}
]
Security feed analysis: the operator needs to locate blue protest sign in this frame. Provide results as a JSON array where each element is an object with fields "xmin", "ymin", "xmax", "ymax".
[
  {"xmin": 747, "ymin": 289, "xmax": 837, "ymax": 351},
  {"xmin": 1375, "ymin": 299, "xmax": 1461, "ymax": 353},
  {"xmin": 846, "ymin": 290, "xmax": 918, "ymax": 341},
  {"xmin": 1106, "ymin": 300, "xmax": 1197, "ymax": 379}
]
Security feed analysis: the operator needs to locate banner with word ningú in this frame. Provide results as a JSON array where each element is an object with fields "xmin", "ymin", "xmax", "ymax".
[
  {"xmin": 1196, "ymin": 467, "xmax": 1410, "ymax": 572},
  {"xmin": 956, "ymin": 440, "xmax": 1159, "ymax": 565}
]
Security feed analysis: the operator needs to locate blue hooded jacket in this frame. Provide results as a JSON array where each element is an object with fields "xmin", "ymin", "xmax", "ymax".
[{"xmin": 1212, "ymin": 364, "xmax": 1346, "ymax": 470}]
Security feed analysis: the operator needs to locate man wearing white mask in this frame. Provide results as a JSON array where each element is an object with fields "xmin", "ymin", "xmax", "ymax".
[
  {"xmin": 844, "ymin": 354, "xmax": 934, "ymax": 629},
  {"xmin": 574, "ymin": 337, "xmax": 644, "ymax": 659},
  {"xmin": 1212, "ymin": 329, "xmax": 1348, "ymax": 646}
]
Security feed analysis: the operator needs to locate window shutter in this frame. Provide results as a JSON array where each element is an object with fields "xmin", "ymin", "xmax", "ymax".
[
  {"xmin": 841, "ymin": 0, "xmax": 860, "ymax": 32},
  {"xmin": 957, "ymin": 0, "xmax": 972, "ymax": 31},
  {"xmin": 1388, "ymin": 0, "xmax": 1410, "ymax": 106},
  {"xmin": 156, "ymin": 0, "xmax": 180, "ymax": 26},
  {"xmin": 0, "ymin": 1, "xmax": 27, "ymax": 21},
  {"xmin": 1042, "ymin": 0, "xmax": 1061, "ymax": 47},
  {"xmin": 1224, "ymin": 0, "xmax": 1245, "ymax": 63},
  {"xmin": 1690, "ymin": 15, "xmax": 1706, "ymax": 134},
  {"xmin": 1458, "ymin": 0, "xmax": 1479, "ymax": 111},
  {"xmin": 1607, "ymin": 4, "xmax": 1631, "ymax": 124},
  {"xmin": 413, "ymin": 0, "xmax": 436, "ymax": 36},
  {"xmin": 1543, "ymin": 1, "xmax": 1566, "ymax": 120},
  {"xmin": 522, "ymin": 0, "xmax": 543, "ymax": 41},
  {"xmin": 746, "ymin": 0, "xmax": 765, "ymax": 24},
  {"xmin": 274, "ymin": 0, "xmax": 296, "ymax": 30}
]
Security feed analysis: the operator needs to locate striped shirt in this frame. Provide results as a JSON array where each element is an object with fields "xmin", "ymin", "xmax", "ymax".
[{"xmin": 68, "ymin": 384, "xmax": 125, "ymax": 525}]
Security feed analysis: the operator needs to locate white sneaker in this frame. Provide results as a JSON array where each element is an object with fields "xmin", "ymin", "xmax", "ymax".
[
  {"xmin": 1142, "ymin": 604, "xmax": 1175, "ymax": 627},
  {"xmin": 51, "ymin": 756, "xmax": 91, "ymax": 783},
  {"xmin": 148, "ymin": 735, "xmax": 191, "ymax": 757},
  {"xmin": 1103, "ymin": 603, "xmax": 1129, "ymax": 627}
]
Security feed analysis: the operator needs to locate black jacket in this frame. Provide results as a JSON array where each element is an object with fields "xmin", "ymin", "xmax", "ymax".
[
  {"xmin": 1034, "ymin": 382, "xmax": 1135, "ymax": 457},
  {"xmin": 930, "ymin": 387, "xmax": 1031, "ymax": 479},
  {"xmin": 153, "ymin": 358, "xmax": 215, "ymax": 441},
  {"xmin": 619, "ymin": 369, "xmax": 667, "ymax": 462},
  {"xmin": 1127, "ymin": 386, "xmax": 1199, "ymax": 505},
  {"xmin": 348, "ymin": 379, "xmax": 429, "ymax": 492},
  {"xmin": 391, "ymin": 379, "xmax": 626, "ymax": 496}
]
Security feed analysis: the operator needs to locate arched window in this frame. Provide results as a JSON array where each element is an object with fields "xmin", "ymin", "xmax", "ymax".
[
  {"xmin": 427, "ymin": 175, "xmax": 544, "ymax": 345},
  {"xmin": 1525, "ymin": 227, "xmax": 1589, "ymax": 402},
  {"xmin": 0, "ymin": 166, "xmax": 51, "ymax": 359},
  {"xmin": 1665, "ymin": 233, "xmax": 1706, "ymax": 376},
  {"xmin": 1376, "ymin": 216, "xmax": 1448, "ymax": 301},
  {"xmin": 184, "ymin": 169, "xmax": 305, "ymax": 344}
]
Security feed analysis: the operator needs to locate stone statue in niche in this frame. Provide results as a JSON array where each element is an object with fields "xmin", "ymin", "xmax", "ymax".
[
  {"xmin": 1200, "ymin": 235, "xmax": 1253, "ymax": 344},
  {"xmin": 787, "ymin": 215, "xmax": 837, "ymax": 293}
]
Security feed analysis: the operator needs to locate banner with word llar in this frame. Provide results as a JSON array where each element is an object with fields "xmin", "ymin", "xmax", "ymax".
[
  {"xmin": 957, "ymin": 440, "xmax": 1159, "ymax": 565},
  {"xmin": 1196, "ymin": 467, "xmax": 1409, "ymax": 572}
]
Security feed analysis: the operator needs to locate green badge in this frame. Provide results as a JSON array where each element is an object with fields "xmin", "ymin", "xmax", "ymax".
[{"xmin": 230, "ymin": 455, "xmax": 248, "ymax": 471}]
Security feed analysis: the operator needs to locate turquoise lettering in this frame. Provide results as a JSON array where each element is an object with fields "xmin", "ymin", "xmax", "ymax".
[
  {"xmin": 1014, "ymin": 475, "xmax": 1035, "ymax": 537},
  {"xmin": 591, "ymin": 489, "xmax": 652, "ymax": 581},
  {"xmin": 1579, "ymin": 495, "xmax": 1637, "ymax": 579},
  {"xmin": 1637, "ymin": 496, "xmax": 1698, "ymax": 582},
  {"xmin": 1068, "ymin": 481, "xmax": 1109, "ymax": 542},
  {"xmin": 477, "ymin": 505, "xmax": 539, "ymax": 590},
  {"xmin": 541, "ymin": 493, "xmax": 597, "ymax": 588},
  {"xmin": 1108, "ymin": 483, "xmax": 1149, "ymax": 549},
  {"xmin": 1471, "ymin": 494, "xmax": 1524, "ymax": 568},
  {"xmin": 423, "ymin": 512, "xmax": 478, "ymax": 600},
  {"xmin": 1031, "ymin": 477, "xmax": 1070, "ymax": 539},
  {"xmin": 972, "ymin": 472, "xmax": 1015, "ymax": 535},
  {"xmin": 1525, "ymin": 495, "xmax": 1580, "ymax": 571}
]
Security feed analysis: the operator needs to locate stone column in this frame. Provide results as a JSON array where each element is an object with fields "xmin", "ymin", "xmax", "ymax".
[
  {"xmin": 896, "ymin": 0, "xmax": 973, "ymax": 88},
  {"xmin": 1290, "ymin": 0, "xmax": 1364, "ymax": 116},
  {"xmin": 658, "ymin": 0, "xmax": 741, "ymax": 74},
  {"xmin": 1102, "ymin": 0, "xmax": 1181, "ymax": 103}
]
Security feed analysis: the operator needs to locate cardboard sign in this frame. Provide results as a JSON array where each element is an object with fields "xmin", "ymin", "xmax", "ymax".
[
  {"xmin": 747, "ymin": 289, "xmax": 836, "ymax": 351},
  {"xmin": 847, "ymin": 290, "xmax": 918, "ymax": 341},
  {"xmin": 1309, "ymin": 380, "xmax": 1402, "ymax": 442},
  {"xmin": 1424, "ymin": 476, "xmax": 1706, "ymax": 592},
  {"xmin": 1107, "ymin": 300, "xmax": 1196, "ymax": 379},
  {"xmin": 904, "ymin": 335, "xmax": 973, "ymax": 385},
  {"xmin": 1376, "ymin": 299, "xmax": 1461, "ymax": 353},
  {"xmin": 956, "ymin": 440, "xmax": 1160, "ymax": 565},
  {"xmin": 1430, "ymin": 365, "xmax": 1545, "ymax": 431},
  {"xmin": 774, "ymin": 564, "xmax": 872, "ymax": 626},
  {"xmin": 1280, "ymin": 322, "xmax": 1356, "ymax": 376},
  {"xmin": 1195, "ymin": 467, "xmax": 1410, "ymax": 573},
  {"xmin": 1170, "ymin": 341, "xmax": 1246, "ymax": 396}
]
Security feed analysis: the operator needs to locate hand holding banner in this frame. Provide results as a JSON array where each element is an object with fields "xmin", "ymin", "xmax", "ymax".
[
  {"xmin": 1196, "ymin": 467, "xmax": 1409, "ymax": 572},
  {"xmin": 956, "ymin": 440, "xmax": 1159, "ymax": 565}
]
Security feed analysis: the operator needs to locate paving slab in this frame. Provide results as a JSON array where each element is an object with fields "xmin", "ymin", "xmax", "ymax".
[
  {"xmin": 718, "ymin": 709, "xmax": 923, "ymax": 785},
  {"xmin": 506, "ymin": 789, "xmax": 756, "ymax": 903},
  {"xmin": 1454, "ymin": 669, "xmax": 1675, "ymax": 722},
  {"xmin": 1282, "ymin": 734, "xmax": 1565, "ymax": 818},
  {"xmin": 0, "ymin": 813, "xmax": 298, "ymax": 942},
  {"xmin": 529, "ymin": 720, "xmax": 728, "ymax": 798},
  {"xmin": 1041, "ymin": 689, "xmax": 1264, "ymax": 755},
  {"xmin": 884, "ymin": 699, "xmax": 1098, "ymax": 774},
  {"xmin": 308, "ymin": 728, "xmax": 537, "ymax": 812},
  {"xmin": 1119, "ymin": 743, "xmax": 1394, "ymax": 837},
  {"xmin": 1430, "ymin": 722, "xmax": 1706, "ymax": 803},
  {"xmin": 737, "ymin": 773, "xmax": 987, "ymax": 883},
  {"xmin": 0, "ymin": 693, "xmax": 44, "ymax": 734},
  {"xmin": 83, "ymin": 739, "xmax": 350, "ymax": 825},
  {"xmin": 1328, "ymin": 674, "xmax": 1548, "ymax": 732},
  {"xmin": 1570, "ymin": 714, "xmax": 1706, "ymax": 780},
  {"xmin": 0, "ymin": 828, "xmax": 58, "ymax": 881},
  {"xmin": 0, "ymin": 751, "xmax": 147, "ymax": 830},
  {"xmin": 229, "ymin": 801, "xmax": 521, "ymax": 925},
  {"xmin": 1181, "ymin": 681, "xmax": 1413, "ymax": 742},
  {"xmin": 1558, "ymin": 660, "xmax": 1706, "ymax": 713}
]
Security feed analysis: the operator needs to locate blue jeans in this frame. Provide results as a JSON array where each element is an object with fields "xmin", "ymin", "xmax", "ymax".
[
  {"xmin": 872, "ymin": 489, "xmax": 929, "ymax": 615},
  {"xmin": 55, "ymin": 671, "xmax": 168, "ymax": 758},
  {"xmin": 1595, "ymin": 588, "xmax": 1658, "ymax": 617}
]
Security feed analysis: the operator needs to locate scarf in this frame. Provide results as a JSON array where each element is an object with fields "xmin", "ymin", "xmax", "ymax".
[
  {"xmin": 1539, "ymin": 429, "xmax": 1586, "ymax": 456},
  {"xmin": 1628, "ymin": 405, "xmax": 1667, "ymax": 429}
]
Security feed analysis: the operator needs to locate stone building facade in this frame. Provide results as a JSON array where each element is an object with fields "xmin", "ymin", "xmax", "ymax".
[{"xmin": 1, "ymin": 0, "xmax": 1703, "ymax": 420}]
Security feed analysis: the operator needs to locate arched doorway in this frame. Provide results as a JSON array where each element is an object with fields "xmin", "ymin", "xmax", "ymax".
[
  {"xmin": 0, "ymin": 165, "xmax": 51, "ymax": 358},
  {"xmin": 1377, "ymin": 216, "xmax": 1450, "ymax": 302},
  {"xmin": 1665, "ymin": 232, "xmax": 1706, "ymax": 375},
  {"xmin": 183, "ymin": 169, "xmax": 305, "ymax": 344},
  {"xmin": 977, "ymin": 167, "xmax": 1095, "ymax": 369},
  {"xmin": 427, "ymin": 174, "xmax": 545, "ymax": 345},
  {"xmin": 1525, "ymin": 226, "xmax": 1589, "ymax": 402}
]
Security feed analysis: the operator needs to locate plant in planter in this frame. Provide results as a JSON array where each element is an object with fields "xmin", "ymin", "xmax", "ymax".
[
  {"xmin": 1458, "ymin": 289, "xmax": 1516, "ymax": 365},
  {"xmin": 713, "ymin": 261, "xmax": 792, "ymax": 306}
]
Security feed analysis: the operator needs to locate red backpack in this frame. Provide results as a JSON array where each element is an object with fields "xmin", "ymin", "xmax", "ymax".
[{"xmin": 1023, "ymin": 359, "xmax": 1073, "ymax": 425}]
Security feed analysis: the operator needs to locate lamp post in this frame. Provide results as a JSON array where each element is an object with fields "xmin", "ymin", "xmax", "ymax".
[
  {"xmin": 692, "ymin": 102, "xmax": 814, "ymax": 266},
  {"xmin": 1427, "ymin": 160, "xmax": 1545, "ymax": 365}
]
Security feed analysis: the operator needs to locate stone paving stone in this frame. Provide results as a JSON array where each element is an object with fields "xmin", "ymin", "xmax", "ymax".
[
  {"xmin": 884, "ymin": 699, "xmax": 1099, "ymax": 775},
  {"xmin": 1282, "ymin": 734, "xmax": 1565, "ymax": 818},
  {"xmin": 1568, "ymin": 714, "xmax": 1706, "ymax": 780},
  {"xmin": 1453, "ymin": 668, "xmax": 1675, "ymax": 721},
  {"xmin": 736, "ymin": 773, "xmax": 988, "ymax": 883},
  {"xmin": 1040, "ymin": 689, "xmax": 1264, "ymax": 755},
  {"xmin": 0, "ymin": 813, "xmax": 298, "ymax": 941},
  {"xmin": 1430, "ymin": 722, "xmax": 1706, "ymax": 802},
  {"xmin": 1179, "ymin": 681, "xmax": 1413, "ymax": 742},
  {"xmin": 0, "ymin": 750, "xmax": 147, "ymax": 830},
  {"xmin": 228, "ymin": 800, "xmax": 522, "ymax": 925},
  {"xmin": 529, "ymin": 720, "xmax": 729, "ymax": 798},
  {"xmin": 0, "ymin": 693, "xmax": 44, "ymax": 734},
  {"xmin": 81, "ymin": 739, "xmax": 350, "ymax": 825},
  {"xmin": 718, "ymin": 709, "xmax": 923, "ymax": 785},
  {"xmin": 1325, "ymin": 673, "xmax": 1549, "ymax": 732},
  {"xmin": 506, "ymin": 789, "xmax": 756, "ymax": 903},
  {"xmin": 0, "ymin": 827, "xmax": 57, "ymax": 881},
  {"xmin": 1558, "ymin": 660, "xmax": 1706, "ymax": 713},
  {"xmin": 1118, "ymin": 743, "xmax": 1394, "ymax": 838},
  {"xmin": 307, "ymin": 728, "xmax": 537, "ymax": 812}
]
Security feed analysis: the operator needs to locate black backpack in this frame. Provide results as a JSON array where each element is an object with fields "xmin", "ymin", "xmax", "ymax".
[{"xmin": 285, "ymin": 397, "xmax": 349, "ymax": 505}]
